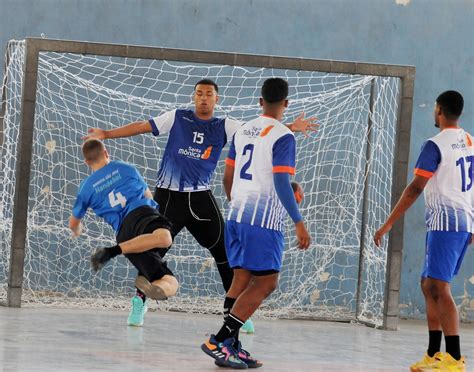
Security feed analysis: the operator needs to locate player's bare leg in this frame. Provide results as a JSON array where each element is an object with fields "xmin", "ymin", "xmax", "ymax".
[
  {"xmin": 426, "ymin": 278, "xmax": 459, "ymax": 336},
  {"xmin": 231, "ymin": 274, "xmax": 278, "ymax": 321},
  {"xmin": 135, "ymin": 274, "xmax": 178, "ymax": 300},
  {"xmin": 411, "ymin": 278, "xmax": 464, "ymax": 370},
  {"xmin": 225, "ymin": 269, "xmax": 255, "ymax": 336},
  {"xmin": 91, "ymin": 228, "xmax": 172, "ymax": 272},
  {"xmin": 227, "ymin": 269, "xmax": 252, "ymax": 298},
  {"xmin": 202, "ymin": 272, "xmax": 276, "ymax": 368},
  {"xmin": 411, "ymin": 278, "xmax": 444, "ymax": 371},
  {"xmin": 421, "ymin": 278, "xmax": 442, "ymax": 331},
  {"xmin": 120, "ymin": 228, "xmax": 172, "ymax": 254}
]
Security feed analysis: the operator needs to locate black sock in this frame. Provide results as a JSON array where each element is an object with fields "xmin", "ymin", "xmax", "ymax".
[
  {"xmin": 223, "ymin": 297, "xmax": 237, "ymax": 319},
  {"xmin": 427, "ymin": 330, "xmax": 442, "ymax": 357},
  {"xmin": 108, "ymin": 245, "xmax": 122, "ymax": 259},
  {"xmin": 215, "ymin": 313, "xmax": 244, "ymax": 343},
  {"xmin": 445, "ymin": 335, "xmax": 461, "ymax": 360},
  {"xmin": 223, "ymin": 297, "xmax": 238, "ymax": 342}
]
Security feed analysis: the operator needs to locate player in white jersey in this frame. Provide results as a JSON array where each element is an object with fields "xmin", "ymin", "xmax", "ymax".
[
  {"xmin": 85, "ymin": 79, "xmax": 316, "ymax": 329},
  {"xmin": 374, "ymin": 91, "xmax": 472, "ymax": 371},
  {"xmin": 201, "ymin": 78, "xmax": 312, "ymax": 369}
]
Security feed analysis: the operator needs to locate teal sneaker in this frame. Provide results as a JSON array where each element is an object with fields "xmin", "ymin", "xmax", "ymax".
[
  {"xmin": 241, "ymin": 318, "xmax": 255, "ymax": 334},
  {"xmin": 127, "ymin": 296, "xmax": 147, "ymax": 327}
]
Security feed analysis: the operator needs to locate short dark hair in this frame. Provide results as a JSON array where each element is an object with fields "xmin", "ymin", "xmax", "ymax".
[
  {"xmin": 261, "ymin": 78, "xmax": 289, "ymax": 103},
  {"xmin": 436, "ymin": 90, "xmax": 463, "ymax": 119},
  {"xmin": 194, "ymin": 79, "xmax": 218, "ymax": 93},
  {"xmin": 82, "ymin": 139, "xmax": 106, "ymax": 162}
]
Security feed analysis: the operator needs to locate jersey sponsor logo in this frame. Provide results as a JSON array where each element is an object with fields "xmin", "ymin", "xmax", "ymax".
[
  {"xmin": 243, "ymin": 126, "xmax": 263, "ymax": 138},
  {"xmin": 451, "ymin": 135, "xmax": 472, "ymax": 150},
  {"xmin": 92, "ymin": 169, "xmax": 122, "ymax": 193},
  {"xmin": 466, "ymin": 134, "xmax": 472, "ymax": 147},
  {"xmin": 177, "ymin": 145, "xmax": 213, "ymax": 160},
  {"xmin": 451, "ymin": 142, "xmax": 468, "ymax": 150},
  {"xmin": 260, "ymin": 125, "xmax": 275, "ymax": 137},
  {"xmin": 201, "ymin": 146, "xmax": 213, "ymax": 160},
  {"xmin": 182, "ymin": 116, "xmax": 194, "ymax": 123}
]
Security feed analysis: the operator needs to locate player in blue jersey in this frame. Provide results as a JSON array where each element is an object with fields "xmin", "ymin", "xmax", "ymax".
[
  {"xmin": 84, "ymin": 79, "xmax": 317, "ymax": 328},
  {"xmin": 201, "ymin": 78, "xmax": 312, "ymax": 369},
  {"xmin": 374, "ymin": 91, "xmax": 472, "ymax": 371},
  {"xmin": 70, "ymin": 139, "xmax": 179, "ymax": 325}
]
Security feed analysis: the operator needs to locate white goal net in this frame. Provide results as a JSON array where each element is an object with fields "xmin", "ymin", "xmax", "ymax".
[{"xmin": 0, "ymin": 40, "xmax": 401, "ymax": 327}]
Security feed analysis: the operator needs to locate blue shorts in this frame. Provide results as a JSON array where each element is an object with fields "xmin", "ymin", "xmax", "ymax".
[
  {"xmin": 225, "ymin": 220, "xmax": 285, "ymax": 273},
  {"xmin": 421, "ymin": 231, "xmax": 471, "ymax": 283}
]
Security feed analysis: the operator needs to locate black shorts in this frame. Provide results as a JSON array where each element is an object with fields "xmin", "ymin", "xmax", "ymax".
[
  {"xmin": 153, "ymin": 187, "xmax": 234, "ymax": 291},
  {"xmin": 154, "ymin": 188, "xmax": 224, "ymax": 249},
  {"xmin": 116, "ymin": 205, "xmax": 174, "ymax": 281}
]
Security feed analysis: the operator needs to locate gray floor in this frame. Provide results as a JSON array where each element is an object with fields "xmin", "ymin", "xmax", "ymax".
[{"xmin": 0, "ymin": 307, "xmax": 472, "ymax": 372}]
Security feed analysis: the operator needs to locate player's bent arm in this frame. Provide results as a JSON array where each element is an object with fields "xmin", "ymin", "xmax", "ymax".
[
  {"xmin": 374, "ymin": 175, "xmax": 429, "ymax": 247},
  {"xmin": 84, "ymin": 120, "xmax": 152, "ymax": 140},
  {"xmin": 69, "ymin": 216, "xmax": 83, "ymax": 237},
  {"xmin": 274, "ymin": 173, "xmax": 310, "ymax": 249},
  {"xmin": 223, "ymin": 163, "xmax": 235, "ymax": 201}
]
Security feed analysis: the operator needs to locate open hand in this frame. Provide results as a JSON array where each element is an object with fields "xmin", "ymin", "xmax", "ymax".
[
  {"xmin": 82, "ymin": 128, "xmax": 106, "ymax": 140},
  {"xmin": 290, "ymin": 113, "xmax": 319, "ymax": 137}
]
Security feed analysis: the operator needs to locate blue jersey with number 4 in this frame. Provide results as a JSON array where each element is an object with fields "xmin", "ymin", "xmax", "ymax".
[{"xmin": 72, "ymin": 160, "xmax": 157, "ymax": 233}]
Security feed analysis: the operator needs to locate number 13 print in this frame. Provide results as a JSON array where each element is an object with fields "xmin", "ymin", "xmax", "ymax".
[{"xmin": 456, "ymin": 155, "xmax": 474, "ymax": 192}]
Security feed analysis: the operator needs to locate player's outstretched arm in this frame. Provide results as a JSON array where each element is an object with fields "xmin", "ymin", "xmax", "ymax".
[
  {"xmin": 287, "ymin": 113, "xmax": 319, "ymax": 137},
  {"xmin": 374, "ymin": 175, "xmax": 429, "ymax": 247},
  {"xmin": 83, "ymin": 120, "xmax": 152, "ymax": 140},
  {"xmin": 69, "ymin": 216, "xmax": 83, "ymax": 237}
]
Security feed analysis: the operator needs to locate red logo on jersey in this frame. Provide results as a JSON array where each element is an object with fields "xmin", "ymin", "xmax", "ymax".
[
  {"xmin": 260, "ymin": 125, "xmax": 275, "ymax": 137},
  {"xmin": 201, "ymin": 146, "xmax": 213, "ymax": 160}
]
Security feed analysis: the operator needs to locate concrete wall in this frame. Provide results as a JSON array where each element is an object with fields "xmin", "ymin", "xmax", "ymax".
[{"xmin": 1, "ymin": 0, "xmax": 473, "ymax": 320}]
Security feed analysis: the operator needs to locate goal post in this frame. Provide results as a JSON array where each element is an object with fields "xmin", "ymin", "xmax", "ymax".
[{"xmin": 0, "ymin": 38, "xmax": 415, "ymax": 330}]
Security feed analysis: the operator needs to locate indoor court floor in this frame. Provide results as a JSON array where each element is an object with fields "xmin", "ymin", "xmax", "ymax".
[{"xmin": 0, "ymin": 306, "xmax": 473, "ymax": 371}]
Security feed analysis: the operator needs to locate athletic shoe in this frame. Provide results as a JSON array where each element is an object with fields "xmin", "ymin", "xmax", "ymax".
[
  {"xmin": 201, "ymin": 335, "xmax": 248, "ymax": 369},
  {"xmin": 241, "ymin": 318, "xmax": 255, "ymax": 334},
  {"xmin": 233, "ymin": 341, "xmax": 263, "ymax": 368},
  {"xmin": 127, "ymin": 295, "xmax": 148, "ymax": 327},
  {"xmin": 430, "ymin": 352, "xmax": 465, "ymax": 371},
  {"xmin": 90, "ymin": 248, "xmax": 110, "ymax": 272},
  {"xmin": 134, "ymin": 276, "xmax": 168, "ymax": 300},
  {"xmin": 410, "ymin": 352, "xmax": 440, "ymax": 371}
]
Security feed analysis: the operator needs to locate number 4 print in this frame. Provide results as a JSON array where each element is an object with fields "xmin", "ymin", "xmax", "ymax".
[{"xmin": 108, "ymin": 190, "xmax": 127, "ymax": 208}]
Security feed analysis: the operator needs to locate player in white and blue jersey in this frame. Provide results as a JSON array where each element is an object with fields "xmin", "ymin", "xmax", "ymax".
[
  {"xmin": 201, "ymin": 78, "xmax": 312, "ymax": 369},
  {"xmin": 374, "ymin": 91, "xmax": 472, "ymax": 370},
  {"xmin": 84, "ymin": 79, "xmax": 317, "ymax": 329},
  {"xmin": 70, "ymin": 139, "xmax": 179, "ymax": 325}
]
